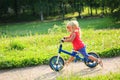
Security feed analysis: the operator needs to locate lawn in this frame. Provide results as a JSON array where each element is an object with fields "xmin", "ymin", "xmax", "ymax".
[
  {"xmin": 0, "ymin": 17, "xmax": 119, "ymax": 37},
  {"xmin": 0, "ymin": 17, "xmax": 120, "ymax": 69},
  {"xmin": 57, "ymin": 72, "xmax": 120, "ymax": 80}
]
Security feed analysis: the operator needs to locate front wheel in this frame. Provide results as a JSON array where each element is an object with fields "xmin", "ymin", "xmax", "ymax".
[
  {"xmin": 84, "ymin": 52, "xmax": 100, "ymax": 68},
  {"xmin": 49, "ymin": 56, "xmax": 64, "ymax": 72}
]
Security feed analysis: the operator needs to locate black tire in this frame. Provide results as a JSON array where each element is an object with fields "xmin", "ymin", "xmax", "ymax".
[
  {"xmin": 49, "ymin": 56, "xmax": 64, "ymax": 72},
  {"xmin": 84, "ymin": 52, "xmax": 100, "ymax": 68}
]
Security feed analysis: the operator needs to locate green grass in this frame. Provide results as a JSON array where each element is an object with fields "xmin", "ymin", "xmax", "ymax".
[
  {"xmin": 79, "ymin": 17, "xmax": 120, "ymax": 29},
  {"xmin": 0, "ymin": 17, "xmax": 120, "ymax": 69},
  {"xmin": 57, "ymin": 72, "xmax": 120, "ymax": 80},
  {"xmin": 0, "ymin": 20, "xmax": 62, "ymax": 36},
  {"xmin": 0, "ymin": 17, "xmax": 119, "ymax": 37}
]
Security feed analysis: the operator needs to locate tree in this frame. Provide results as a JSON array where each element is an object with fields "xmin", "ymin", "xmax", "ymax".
[
  {"xmin": 107, "ymin": 0, "xmax": 120, "ymax": 21},
  {"xmin": 74, "ymin": 0, "xmax": 84, "ymax": 18},
  {"xmin": 85, "ymin": 0, "xmax": 94, "ymax": 16},
  {"xmin": 93, "ymin": 0, "xmax": 100, "ymax": 15},
  {"xmin": 13, "ymin": 0, "xmax": 19, "ymax": 16}
]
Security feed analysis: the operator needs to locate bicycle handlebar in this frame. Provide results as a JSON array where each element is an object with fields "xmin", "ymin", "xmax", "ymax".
[{"xmin": 60, "ymin": 37, "xmax": 65, "ymax": 43}]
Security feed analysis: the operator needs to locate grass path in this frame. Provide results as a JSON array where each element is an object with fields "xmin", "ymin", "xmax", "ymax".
[{"xmin": 0, "ymin": 57, "xmax": 120, "ymax": 80}]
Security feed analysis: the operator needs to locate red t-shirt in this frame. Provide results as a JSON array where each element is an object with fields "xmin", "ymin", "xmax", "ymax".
[{"xmin": 70, "ymin": 32, "xmax": 85, "ymax": 50}]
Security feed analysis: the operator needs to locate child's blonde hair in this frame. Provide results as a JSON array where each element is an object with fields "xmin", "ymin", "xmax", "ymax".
[
  {"xmin": 67, "ymin": 20, "xmax": 81, "ymax": 37},
  {"xmin": 66, "ymin": 20, "xmax": 79, "ymax": 28}
]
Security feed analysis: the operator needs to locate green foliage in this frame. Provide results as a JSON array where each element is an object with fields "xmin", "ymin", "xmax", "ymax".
[
  {"xmin": 48, "ymin": 20, "xmax": 69, "ymax": 34},
  {"xmin": 9, "ymin": 40, "xmax": 26, "ymax": 50},
  {"xmin": 0, "ymin": 17, "xmax": 120, "ymax": 69},
  {"xmin": 0, "ymin": 0, "xmax": 119, "ymax": 22},
  {"xmin": 0, "ymin": 29, "xmax": 120, "ymax": 69},
  {"xmin": 112, "ymin": 10, "xmax": 120, "ymax": 21},
  {"xmin": 48, "ymin": 24, "xmax": 65, "ymax": 34},
  {"xmin": 99, "ymin": 47, "xmax": 120, "ymax": 58}
]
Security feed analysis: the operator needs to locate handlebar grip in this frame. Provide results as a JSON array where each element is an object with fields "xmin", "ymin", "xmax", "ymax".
[
  {"xmin": 63, "ymin": 37, "xmax": 66, "ymax": 39},
  {"xmin": 61, "ymin": 39, "xmax": 64, "ymax": 43}
]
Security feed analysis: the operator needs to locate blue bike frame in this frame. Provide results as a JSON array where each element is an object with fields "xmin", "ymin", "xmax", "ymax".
[
  {"xmin": 57, "ymin": 43, "xmax": 85, "ymax": 62},
  {"xmin": 49, "ymin": 42, "xmax": 99, "ymax": 71}
]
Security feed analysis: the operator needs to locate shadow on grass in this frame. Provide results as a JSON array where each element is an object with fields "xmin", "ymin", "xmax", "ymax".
[
  {"xmin": 98, "ymin": 47, "xmax": 120, "ymax": 58},
  {"xmin": 94, "ymin": 22, "xmax": 120, "ymax": 29},
  {"xmin": 79, "ymin": 17, "xmax": 120, "ymax": 30}
]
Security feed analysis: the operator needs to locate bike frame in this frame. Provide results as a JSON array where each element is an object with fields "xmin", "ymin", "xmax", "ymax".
[{"xmin": 56, "ymin": 42, "xmax": 85, "ymax": 64}]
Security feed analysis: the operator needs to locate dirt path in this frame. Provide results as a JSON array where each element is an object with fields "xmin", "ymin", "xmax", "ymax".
[{"xmin": 0, "ymin": 57, "xmax": 120, "ymax": 80}]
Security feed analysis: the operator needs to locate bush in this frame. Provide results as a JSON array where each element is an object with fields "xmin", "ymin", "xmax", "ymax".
[
  {"xmin": 9, "ymin": 40, "xmax": 26, "ymax": 50},
  {"xmin": 48, "ymin": 20, "xmax": 69, "ymax": 34},
  {"xmin": 99, "ymin": 47, "xmax": 120, "ymax": 58}
]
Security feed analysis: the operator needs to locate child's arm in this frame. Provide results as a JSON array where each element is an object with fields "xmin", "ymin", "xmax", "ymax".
[
  {"xmin": 64, "ymin": 33, "xmax": 76, "ymax": 42},
  {"xmin": 64, "ymin": 36, "xmax": 70, "ymax": 39}
]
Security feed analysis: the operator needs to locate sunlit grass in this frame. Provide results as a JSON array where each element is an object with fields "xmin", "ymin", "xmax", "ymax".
[
  {"xmin": 57, "ymin": 72, "xmax": 120, "ymax": 80},
  {"xmin": 0, "ymin": 29, "xmax": 120, "ymax": 69},
  {"xmin": 0, "ymin": 17, "xmax": 120, "ymax": 69}
]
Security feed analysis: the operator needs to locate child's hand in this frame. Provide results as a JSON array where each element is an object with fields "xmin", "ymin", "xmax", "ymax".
[
  {"xmin": 61, "ymin": 39, "xmax": 64, "ymax": 43},
  {"xmin": 63, "ymin": 37, "xmax": 66, "ymax": 39}
]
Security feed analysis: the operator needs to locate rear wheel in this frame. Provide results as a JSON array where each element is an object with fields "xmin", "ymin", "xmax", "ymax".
[
  {"xmin": 49, "ymin": 56, "xmax": 64, "ymax": 72},
  {"xmin": 84, "ymin": 52, "xmax": 100, "ymax": 68}
]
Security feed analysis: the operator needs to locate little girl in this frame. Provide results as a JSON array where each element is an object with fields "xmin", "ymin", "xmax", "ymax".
[{"xmin": 62, "ymin": 20, "xmax": 103, "ymax": 67}]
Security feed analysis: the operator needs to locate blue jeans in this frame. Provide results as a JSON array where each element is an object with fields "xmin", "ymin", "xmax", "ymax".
[{"xmin": 71, "ymin": 46, "xmax": 89, "ymax": 58}]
